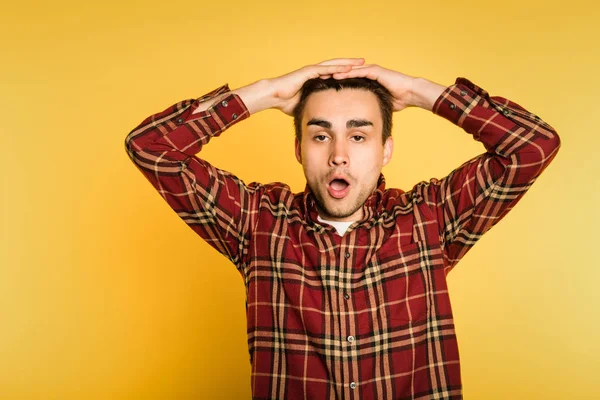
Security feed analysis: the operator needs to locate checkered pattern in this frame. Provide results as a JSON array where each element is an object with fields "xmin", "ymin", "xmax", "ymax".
[{"xmin": 124, "ymin": 78, "xmax": 560, "ymax": 399}]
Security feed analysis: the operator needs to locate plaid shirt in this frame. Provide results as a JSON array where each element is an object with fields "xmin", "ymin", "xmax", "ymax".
[{"xmin": 124, "ymin": 78, "xmax": 560, "ymax": 400}]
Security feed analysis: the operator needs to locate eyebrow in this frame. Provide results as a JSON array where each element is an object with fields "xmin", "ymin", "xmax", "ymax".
[{"xmin": 306, "ymin": 118, "xmax": 374, "ymax": 129}]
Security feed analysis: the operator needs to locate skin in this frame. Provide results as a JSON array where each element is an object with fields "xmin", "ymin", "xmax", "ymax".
[{"xmin": 294, "ymin": 89, "xmax": 393, "ymax": 222}]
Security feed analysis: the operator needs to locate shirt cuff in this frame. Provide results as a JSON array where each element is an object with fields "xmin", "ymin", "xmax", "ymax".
[
  {"xmin": 175, "ymin": 84, "xmax": 250, "ymax": 131},
  {"xmin": 432, "ymin": 78, "xmax": 488, "ymax": 128}
]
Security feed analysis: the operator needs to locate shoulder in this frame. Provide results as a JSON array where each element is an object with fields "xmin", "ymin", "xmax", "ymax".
[{"xmin": 248, "ymin": 181, "xmax": 297, "ymax": 205}]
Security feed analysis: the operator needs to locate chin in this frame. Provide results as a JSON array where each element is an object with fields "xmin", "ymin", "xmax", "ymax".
[{"xmin": 322, "ymin": 200, "xmax": 361, "ymax": 220}]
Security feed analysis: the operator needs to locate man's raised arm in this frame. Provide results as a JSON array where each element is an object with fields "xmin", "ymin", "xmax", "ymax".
[
  {"xmin": 333, "ymin": 65, "xmax": 561, "ymax": 273},
  {"xmin": 123, "ymin": 59, "xmax": 365, "ymax": 268},
  {"xmin": 426, "ymin": 77, "xmax": 560, "ymax": 271}
]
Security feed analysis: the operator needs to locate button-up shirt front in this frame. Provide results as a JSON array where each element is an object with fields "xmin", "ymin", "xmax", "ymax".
[{"xmin": 125, "ymin": 78, "xmax": 561, "ymax": 399}]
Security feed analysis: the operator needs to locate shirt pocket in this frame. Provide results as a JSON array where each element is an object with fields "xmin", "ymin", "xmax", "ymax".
[{"xmin": 368, "ymin": 240, "xmax": 430, "ymax": 326}]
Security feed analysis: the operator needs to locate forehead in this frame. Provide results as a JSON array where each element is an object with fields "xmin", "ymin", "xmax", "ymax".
[{"xmin": 302, "ymin": 88, "xmax": 381, "ymax": 124}]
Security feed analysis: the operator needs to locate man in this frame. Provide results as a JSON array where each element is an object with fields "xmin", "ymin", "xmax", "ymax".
[{"xmin": 124, "ymin": 58, "xmax": 560, "ymax": 399}]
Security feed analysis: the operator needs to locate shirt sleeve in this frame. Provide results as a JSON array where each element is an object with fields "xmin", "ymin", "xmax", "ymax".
[
  {"xmin": 421, "ymin": 77, "xmax": 561, "ymax": 274},
  {"xmin": 124, "ymin": 84, "xmax": 261, "ymax": 270}
]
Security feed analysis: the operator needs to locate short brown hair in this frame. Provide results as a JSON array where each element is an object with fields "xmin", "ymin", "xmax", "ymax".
[{"xmin": 293, "ymin": 78, "xmax": 393, "ymax": 144}]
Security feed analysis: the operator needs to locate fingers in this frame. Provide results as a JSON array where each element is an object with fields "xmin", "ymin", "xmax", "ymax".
[
  {"xmin": 300, "ymin": 59, "xmax": 365, "ymax": 81},
  {"xmin": 317, "ymin": 58, "xmax": 365, "ymax": 66},
  {"xmin": 330, "ymin": 64, "xmax": 380, "ymax": 80},
  {"xmin": 307, "ymin": 64, "xmax": 353, "ymax": 78}
]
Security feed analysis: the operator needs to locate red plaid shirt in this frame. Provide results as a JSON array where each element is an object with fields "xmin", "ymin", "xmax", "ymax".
[{"xmin": 125, "ymin": 78, "xmax": 560, "ymax": 399}]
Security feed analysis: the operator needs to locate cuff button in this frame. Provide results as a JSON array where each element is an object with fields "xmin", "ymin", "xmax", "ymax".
[
  {"xmin": 449, "ymin": 103, "xmax": 456, "ymax": 110},
  {"xmin": 460, "ymin": 90, "xmax": 467, "ymax": 96},
  {"xmin": 232, "ymin": 113, "xmax": 238, "ymax": 120},
  {"xmin": 221, "ymin": 100, "xmax": 228, "ymax": 107}
]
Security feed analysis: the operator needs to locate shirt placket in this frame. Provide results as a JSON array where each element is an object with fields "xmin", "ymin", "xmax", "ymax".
[{"xmin": 337, "ymin": 231, "xmax": 359, "ymax": 399}]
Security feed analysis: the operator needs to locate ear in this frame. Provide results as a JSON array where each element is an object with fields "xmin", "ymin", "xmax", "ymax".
[
  {"xmin": 295, "ymin": 137, "xmax": 302, "ymax": 164},
  {"xmin": 382, "ymin": 136, "xmax": 394, "ymax": 167}
]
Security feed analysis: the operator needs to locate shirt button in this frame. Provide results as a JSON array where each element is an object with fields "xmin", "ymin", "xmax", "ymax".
[
  {"xmin": 345, "ymin": 251, "xmax": 350, "ymax": 259},
  {"xmin": 460, "ymin": 90, "xmax": 467, "ymax": 96},
  {"xmin": 232, "ymin": 113, "xmax": 238, "ymax": 120},
  {"xmin": 221, "ymin": 100, "xmax": 228, "ymax": 107},
  {"xmin": 502, "ymin": 108, "xmax": 511, "ymax": 116},
  {"xmin": 347, "ymin": 335, "xmax": 355, "ymax": 343},
  {"xmin": 350, "ymin": 382, "xmax": 357, "ymax": 389},
  {"xmin": 344, "ymin": 293, "xmax": 350, "ymax": 300},
  {"xmin": 449, "ymin": 103, "xmax": 456, "ymax": 109},
  {"xmin": 176, "ymin": 117, "xmax": 184, "ymax": 124}
]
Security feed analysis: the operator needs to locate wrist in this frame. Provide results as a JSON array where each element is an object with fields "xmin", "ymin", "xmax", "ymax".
[
  {"xmin": 409, "ymin": 77, "xmax": 446, "ymax": 111},
  {"xmin": 231, "ymin": 79, "xmax": 277, "ymax": 115}
]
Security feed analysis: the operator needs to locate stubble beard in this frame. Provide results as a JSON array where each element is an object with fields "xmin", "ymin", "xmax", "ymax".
[{"xmin": 311, "ymin": 183, "xmax": 371, "ymax": 221}]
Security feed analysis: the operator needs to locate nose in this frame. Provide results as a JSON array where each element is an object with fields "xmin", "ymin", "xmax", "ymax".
[{"xmin": 329, "ymin": 139, "xmax": 349, "ymax": 167}]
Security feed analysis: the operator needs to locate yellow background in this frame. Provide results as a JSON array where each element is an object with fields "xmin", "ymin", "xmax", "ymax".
[{"xmin": 2, "ymin": 0, "xmax": 598, "ymax": 398}]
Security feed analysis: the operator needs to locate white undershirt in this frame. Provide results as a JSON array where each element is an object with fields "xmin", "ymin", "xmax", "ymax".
[{"xmin": 317, "ymin": 215, "xmax": 356, "ymax": 236}]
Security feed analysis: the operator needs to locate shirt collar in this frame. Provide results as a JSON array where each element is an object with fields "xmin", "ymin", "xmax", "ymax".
[{"xmin": 302, "ymin": 173, "xmax": 387, "ymax": 230}]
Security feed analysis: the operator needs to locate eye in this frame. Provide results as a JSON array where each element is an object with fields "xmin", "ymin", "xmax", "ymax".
[
  {"xmin": 314, "ymin": 135, "xmax": 328, "ymax": 142},
  {"xmin": 351, "ymin": 135, "xmax": 365, "ymax": 142}
]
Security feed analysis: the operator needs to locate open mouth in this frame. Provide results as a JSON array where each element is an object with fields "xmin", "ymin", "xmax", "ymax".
[{"xmin": 327, "ymin": 177, "xmax": 351, "ymax": 199}]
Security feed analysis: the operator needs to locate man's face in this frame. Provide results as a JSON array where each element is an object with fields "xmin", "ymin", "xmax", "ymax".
[{"xmin": 295, "ymin": 88, "xmax": 393, "ymax": 222}]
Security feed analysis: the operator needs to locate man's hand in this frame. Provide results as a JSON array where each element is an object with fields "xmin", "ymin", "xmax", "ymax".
[
  {"xmin": 329, "ymin": 64, "xmax": 446, "ymax": 112},
  {"xmin": 268, "ymin": 58, "xmax": 366, "ymax": 115},
  {"xmin": 192, "ymin": 58, "xmax": 366, "ymax": 116}
]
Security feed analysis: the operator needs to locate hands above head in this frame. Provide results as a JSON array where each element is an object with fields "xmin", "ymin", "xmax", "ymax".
[{"xmin": 209, "ymin": 58, "xmax": 446, "ymax": 117}]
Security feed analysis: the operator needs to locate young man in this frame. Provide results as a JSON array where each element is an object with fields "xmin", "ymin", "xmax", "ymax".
[{"xmin": 124, "ymin": 58, "xmax": 560, "ymax": 399}]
